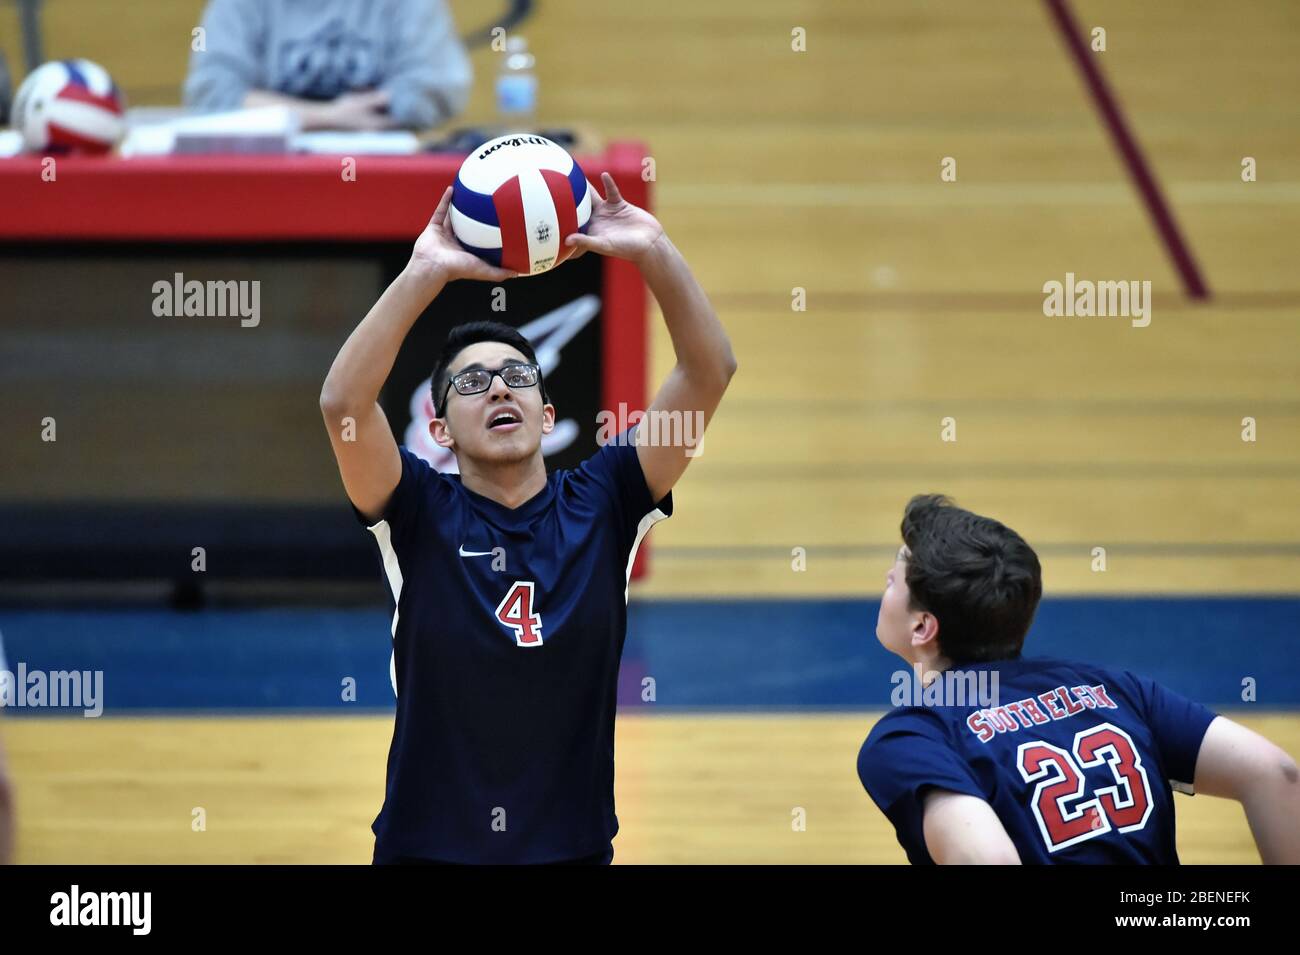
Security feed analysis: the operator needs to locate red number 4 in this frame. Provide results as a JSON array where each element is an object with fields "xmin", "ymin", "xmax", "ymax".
[
  {"xmin": 1017, "ymin": 723, "xmax": 1153, "ymax": 852},
  {"xmin": 496, "ymin": 581, "xmax": 543, "ymax": 648}
]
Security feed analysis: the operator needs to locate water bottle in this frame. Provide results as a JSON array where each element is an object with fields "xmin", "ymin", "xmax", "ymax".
[{"xmin": 496, "ymin": 36, "xmax": 537, "ymax": 131}]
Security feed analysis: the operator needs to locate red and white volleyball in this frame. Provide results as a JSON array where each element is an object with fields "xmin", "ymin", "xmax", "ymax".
[
  {"xmin": 450, "ymin": 134, "xmax": 592, "ymax": 275},
  {"xmin": 12, "ymin": 59, "xmax": 126, "ymax": 155}
]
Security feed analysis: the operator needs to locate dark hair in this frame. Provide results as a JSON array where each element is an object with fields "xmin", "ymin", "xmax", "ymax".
[
  {"xmin": 430, "ymin": 320, "xmax": 548, "ymax": 417},
  {"xmin": 900, "ymin": 494, "xmax": 1042, "ymax": 663}
]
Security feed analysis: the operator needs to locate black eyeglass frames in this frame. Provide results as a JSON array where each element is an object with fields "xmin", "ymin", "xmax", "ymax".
[{"xmin": 440, "ymin": 362, "xmax": 542, "ymax": 412}]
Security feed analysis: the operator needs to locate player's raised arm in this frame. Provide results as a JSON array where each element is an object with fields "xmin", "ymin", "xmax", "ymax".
[
  {"xmin": 320, "ymin": 187, "xmax": 516, "ymax": 521},
  {"xmin": 566, "ymin": 173, "xmax": 737, "ymax": 502},
  {"xmin": 922, "ymin": 790, "xmax": 1022, "ymax": 865},
  {"xmin": 1192, "ymin": 716, "xmax": 1300, "ymax": 864}
]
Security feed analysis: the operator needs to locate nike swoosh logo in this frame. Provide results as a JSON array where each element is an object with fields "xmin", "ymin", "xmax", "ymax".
[{"xmin": 459, "ymin": 546, "xmax": 494, "ymax": 557}]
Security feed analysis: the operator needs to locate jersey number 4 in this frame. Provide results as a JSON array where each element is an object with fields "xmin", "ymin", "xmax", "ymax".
[
  {"xmin": 495, "ymin": 581, "xmax": 544, "ymax": 648},
  {"xmin": 1017, "ymin": 723, "xmax": 1153, "ymax": 852}
]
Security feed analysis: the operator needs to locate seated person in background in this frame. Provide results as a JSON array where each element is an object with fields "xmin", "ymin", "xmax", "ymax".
[{"xmin": 184, "ymin": 0, "xmax": 471, "ymax": 131}]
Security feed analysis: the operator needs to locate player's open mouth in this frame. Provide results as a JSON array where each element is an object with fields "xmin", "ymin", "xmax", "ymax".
[{"xmin": 487, "ymin": 412, "xmax": 522, "ymax": 431}]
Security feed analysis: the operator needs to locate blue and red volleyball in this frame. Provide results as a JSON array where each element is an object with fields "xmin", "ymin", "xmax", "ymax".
[{"xmin": 450, "ymin": 133, "xmax": 592, "ymax": 275}]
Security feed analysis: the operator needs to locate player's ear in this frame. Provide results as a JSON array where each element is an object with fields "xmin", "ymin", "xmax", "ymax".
[
  {"xmin": 430, "ymin": 416, "xmax": 455, "ymax": 449},
  {"xmin": 912, "ymin": 611, "xmax": 939, "ymax": 647},
  {"xmin": 540, "ymin": 402, "xmax": 556, "ymax": 435}
]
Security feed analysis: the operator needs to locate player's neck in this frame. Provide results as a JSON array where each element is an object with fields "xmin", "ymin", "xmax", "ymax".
[
  {"xmin": 457, "ymin": 453, "xmax": 549, "ymax": 510},
  {"xmin": 910, "ymin": 654, "xmax": 955, "ymax": 686}
]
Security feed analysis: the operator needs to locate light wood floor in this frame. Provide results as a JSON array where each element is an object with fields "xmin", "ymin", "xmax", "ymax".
[{"xmin": 4, "ymin": 712, "xmax": 1290, "ymax": 864}]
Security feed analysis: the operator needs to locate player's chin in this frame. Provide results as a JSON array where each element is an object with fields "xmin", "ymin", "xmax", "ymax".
[
  {"xmin": 873, "ymin": 621, "xmax": 892, "ymax": 650},
  {"xmin": 479, "ymin": 428, "xmax": 541, "ymax": 463}
]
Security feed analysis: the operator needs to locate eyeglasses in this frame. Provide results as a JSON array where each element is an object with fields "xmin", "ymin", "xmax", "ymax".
[{"xmin": 440, "ymin": 362, "xmax": 542, "ymax": 412}]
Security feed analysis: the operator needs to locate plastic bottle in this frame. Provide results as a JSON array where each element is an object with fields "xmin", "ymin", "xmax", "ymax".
[{"xmin": 495, "ymin": 36, "xmax": 537, "ymax": 131}]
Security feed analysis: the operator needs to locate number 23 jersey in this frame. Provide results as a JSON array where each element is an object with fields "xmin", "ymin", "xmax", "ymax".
[{"xmin": 857, "ymin": 657, "xmax": 1217, "ymax": 864}]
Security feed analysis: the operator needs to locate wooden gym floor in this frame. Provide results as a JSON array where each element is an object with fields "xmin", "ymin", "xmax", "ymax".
[{"xmin": 6, "ymin": 713, "xmax": 1292, "ymax": 864}]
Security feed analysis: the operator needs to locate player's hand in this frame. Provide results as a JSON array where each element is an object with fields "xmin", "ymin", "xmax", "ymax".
[
  {"xmin": 408, "ymin": 186, "xmax": 519, "ymax": 288},
  {"xmin": 565, "ymin": 172, "xmax": 665, "ymax": 265}
]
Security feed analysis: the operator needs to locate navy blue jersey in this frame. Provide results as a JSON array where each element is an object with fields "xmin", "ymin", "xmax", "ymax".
[
  {"xmin": 857, "ymin": 657, "xmax": 1217, "ymax": 864},
  {"xmin": 356, "ymin": 433, "xmax": 671, "ymax": 863}
]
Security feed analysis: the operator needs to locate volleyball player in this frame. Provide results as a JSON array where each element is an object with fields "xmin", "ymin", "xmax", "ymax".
[
  {"xmin": 858, "ymin": 495, "xmax": 1300, "ymax": 864},
  {"xmin": 320, "ymin": 174, "xmax": 735, "ymax": 863}
]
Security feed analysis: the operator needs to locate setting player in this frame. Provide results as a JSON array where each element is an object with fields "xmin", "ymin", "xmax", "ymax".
[
  {"xmin": 858, "ymin": 494, "xmax": 1300, "ymax": 864},
  {"xmin": 320, "ymin": 174, "xmax": 736, "ymax": 864}
]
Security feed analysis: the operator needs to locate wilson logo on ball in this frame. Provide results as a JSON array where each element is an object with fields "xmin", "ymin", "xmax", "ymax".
[{"xmin": 450, "ymin": 134, "xmax": 592, "ymax": 275}]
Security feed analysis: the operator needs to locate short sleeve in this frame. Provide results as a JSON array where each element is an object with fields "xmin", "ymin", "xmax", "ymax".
[
  {"xmin": 858, "ymin": 709, "xmax": 986, "ymax": 861},
  {"xmin": 573, "ymin": 428, "xmax": 673, "ymax": 545},
  {"xmin": 1133, "ymin": 675, "xmax": 1217, "ymax": 790},
  {"xmin": 351, "ymin": 446, "xmax": 447, "ymax": 543}
]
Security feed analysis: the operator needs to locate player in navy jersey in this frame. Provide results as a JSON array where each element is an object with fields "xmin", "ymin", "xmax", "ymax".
[
  {"xmin": 319, "ymin": 174, "xmax": 735, "ymax": 864},
  {"xmin": 858, "ymin": 495, "xmax": 1299, "ymax": 865}
]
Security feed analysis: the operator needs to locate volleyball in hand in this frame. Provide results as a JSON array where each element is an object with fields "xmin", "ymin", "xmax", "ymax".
[{"xmin": 450, "ymin": 134, "xmax": 592, "ymax": 275}]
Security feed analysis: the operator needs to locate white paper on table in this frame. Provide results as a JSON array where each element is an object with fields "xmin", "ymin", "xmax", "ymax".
[
  {"xmin": 120, "ymin": 105, "xmax": 301, "ymax": 156},
  {"xmin": 291, "ymin": 131, "xmax": 420, "ymax": 155},
  {"xmin": 119, "ymin": 124, "xmax": 176, "ymax": 157}
]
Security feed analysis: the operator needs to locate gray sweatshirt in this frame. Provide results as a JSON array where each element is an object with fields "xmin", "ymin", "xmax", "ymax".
[{"xmin": 183, "ymin": 0, "xmax": 472, "ymax": 129}]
